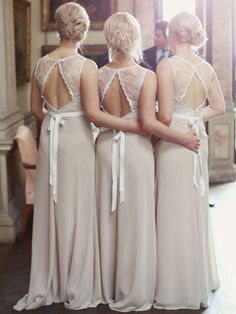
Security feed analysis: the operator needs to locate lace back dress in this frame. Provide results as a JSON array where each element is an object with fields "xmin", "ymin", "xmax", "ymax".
[
  {"xmin": 14, "ymin": 54, "xmax": 101, "ymax": 311},
  {"xmin": 154, "ymin": 55, "xmax": 220, "ymax": 309},
  {"xmin": 96, "ymin": 64, "xmax": 157, "ymax": 312}
]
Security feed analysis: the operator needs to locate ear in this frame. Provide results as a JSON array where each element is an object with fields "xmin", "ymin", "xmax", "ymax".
[
  {"xmin": 169, "ymin": 31, "xmax": 179, "ymax": 44},
  {"xmin": 168, "ymin": 31, "xmax": 174, "ymax": 41}
]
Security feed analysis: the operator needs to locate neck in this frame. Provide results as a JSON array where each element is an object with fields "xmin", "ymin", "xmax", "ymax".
[
  {"xmin": 59, "ymin": 39, "xmax": 79, "ymax": 53},
  {"xmin": 173, "ymin": 43, "xmax": 193, "ymax": 57},
  {"xmin": 111, "ymin": 53, "xmax": 136, "ymax": 67}
]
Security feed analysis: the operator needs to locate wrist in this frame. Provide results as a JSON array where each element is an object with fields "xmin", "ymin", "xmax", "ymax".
[
  {"xmin": 126, "ymin": 121, "xmax": 135, "ymax": 132},
  {"xmin": 179, "ymin": 132, "xmax": 187, "ymax": 146}
]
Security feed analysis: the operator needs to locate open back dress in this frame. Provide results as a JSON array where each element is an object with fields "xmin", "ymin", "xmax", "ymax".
[
  {"xmin": 14, "ymin": 54, "xmax": 101, "ymax": 311},
  {"xmin": 96, "ymin": 64, "xmax": 156, "ymax": 312},
  {"xmin": 154, "ymin": 55, "xmax": 220, "ymax": 310}
]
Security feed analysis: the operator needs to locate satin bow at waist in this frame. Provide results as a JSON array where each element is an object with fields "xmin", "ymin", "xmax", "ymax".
[
  {"xmin": 99, "ymin": 110, "xmax": 138, "ymax": 212},
  {"xmin": 111, "ymin": 130, "xmax": 125, "ymax": 212},
  {"xmin": 47, "ymin": 110, "xmax": 84, "ymax": 203},
  {"xmin": 99, "ymin": 129, "xmax": 125, "ymax": 213},
  {"xmin": 172, "ymin": 112, "xmax": 206, "ymax": 136},
  {"xmin": 172, "ymin": 111, "xmax": 207, "ymax": 197}
]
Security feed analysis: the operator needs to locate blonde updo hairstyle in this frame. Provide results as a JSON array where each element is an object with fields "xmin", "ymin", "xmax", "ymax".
[
  {"xmin": 55, "ymin": 2, "xmax": 90, "ymax": 43},
  {"xmin": 104, "ymin": 12, "xmax": 143, "ymax": 62},
  {"xmin": 168, "ymin": 12, "xmax": 207, "ymax": 48}
]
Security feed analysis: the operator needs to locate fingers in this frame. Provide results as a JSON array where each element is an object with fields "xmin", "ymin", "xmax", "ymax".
[
  {"xmin": 192, "ymin": 145, "xmax": 199, "ymax": 153},
  {"xmin": 194, "ymin": 142, "xmax": 200, "ymax": 152},
  {"xmin": 186, "ymin": 130, "xmax": 197, "ymax": 137}
]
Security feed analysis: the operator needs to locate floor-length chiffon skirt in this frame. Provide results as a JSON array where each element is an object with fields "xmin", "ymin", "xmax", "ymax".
[
  {"xmin": 96, "ymin": 130, "xmax": 156, "ymax": 312},
  {"xmin": 14, "ymin": 114, "xmax": 101, "ymax": 311},
  {"xmin": 154, "ymin": 118, "xmax": 220, "ymax": 310}
]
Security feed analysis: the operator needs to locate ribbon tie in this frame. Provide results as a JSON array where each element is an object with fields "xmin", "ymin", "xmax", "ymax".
[
  {"xmin": 90, "ymin": 123, "xmax": 100, "ymax": 142},
  {"xmin": 188, "ymin": 116, "xmax": 206, "ymax": 197},
  {"xmin": 47, "ymin": 110, "xmax": 84, "ymax": 203},
  {"xmin": 111, "ymin": 130, "xmax": 125, "ymax": 212},
  {"xmin": 173, "ymin": 112, "xmax": 206, "ymax": 197}
]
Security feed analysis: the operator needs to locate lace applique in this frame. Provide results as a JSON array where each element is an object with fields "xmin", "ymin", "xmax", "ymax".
[
  {"xmin": 34, "ymin": 54, "xmax": 86, "ymax": 99},
  {"xmin": 35, "ymin": 55, "xmax": 55, "ymax": 92},
  {"xmin": 197, "ymin": 62, "xmax": 214, "ymax": 91},
  {"xmin": 169, "ymin": 55, "xmax": 214, "ymax": 106},
  {"xmin": 98, "ymin": 65, "xmax": 147, "ymax": 112},
  {"xmin": 58, "ymin": 56, "xmax": 85, "ymax": 99},
  {"xmin": 98, "ymin": 67, "xmax": 117, "ymax": 104}
]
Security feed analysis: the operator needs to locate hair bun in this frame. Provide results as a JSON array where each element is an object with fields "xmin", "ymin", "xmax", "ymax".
[
  {"xmin": 65, "ymin": 19, "xmax": 88, "ymax": 40},
  {"xmin": 65, "ymin": 22, "xmax": 75, "ymax": 39},
  {"xmin": 190, "ymin": 28, "xmax": 207, "ymax": 47},
  {"xmin": 55, "ymin": 2, "xmax": 90, "ymax": 42},
  {"xmin": 109, "ymin": 29, "xmax": 133, "ymax": 52},
  {"xmin": 168, "ymin": 12, "xmax": 208, "ymax": 48},
  {"xmin": 75, "ymin": 19, "xmax": 88, "ymax": 32},
  {"xmin": 104, "ymin": 12, "xmax": 143, "ymax": 62}
]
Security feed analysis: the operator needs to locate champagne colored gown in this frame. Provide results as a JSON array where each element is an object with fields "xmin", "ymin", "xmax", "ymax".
[
  {"xmin": 154, "ymin": 55, "xmax": 220, "ymax": 310},
  {"xmin": 14, "ymin": 54, "xmax": 101, "ymax": 311},
  {"xmin": 96, "ymin": 64, "xmax": 157, "ymax": 312}
]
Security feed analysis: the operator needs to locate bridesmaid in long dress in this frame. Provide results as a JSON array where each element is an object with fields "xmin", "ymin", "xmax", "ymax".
[
  {"xmin": 13, "ymin": 3, "xmax": 142, "ymax": 311},
  {"xmin": 14, "ymin": 3, "xmax": 104, "ymax": 311},
  {"xmin": 96, "ymin": 12, "xmax": 201, "ymax": 312},
  {"xmin": 13, "ymin": 3, "xmax": 101, "ymax": 311},
  {"xmin": 152, "ymin": 12, "xmax": 225, "ymax": 309}
]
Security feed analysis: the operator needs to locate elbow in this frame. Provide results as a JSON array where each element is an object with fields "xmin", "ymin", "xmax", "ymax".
[
  {"xmin": 159, "ymin": 116, "xmax": 172, "ymax": 126},
  {"xmin": 85, "ymin": 110, "xmax": 101, "ymax": 125},
  {"xmin": 219, "ymin": 109, "xmax": 226, "ymax": 116},
  {"xmin": 142, "ymin": 124, "xmax": 153, "ymax": 134},
  {"xmin": 84, "ymin": 110, "xmax": 97, "ymax": 124},
  {"xmin": 31, "ymin": 108, "xmax": 41, "ymax": 121},
  {"xmin": 31, "ymin": 104, "xmax": 37, "ymax": 117},
  {"xmin": 31, "ymin": 109, "xmax": 37, "ymax": 118},
  {"xmin": 214, "ymin": 99, "xmax": 226, "ymax": 116},
  {"xmin": 141, "ymin": 120, "xmax": 155, "ymax": 134},
  {"xmin": 216, "ymin": 106, "xmax": 226, "ymax": 116},
  {"xmin": 220, "ymin": 106, "xmax": 226, "ymax": 115},
  {"xmin": 84, "ymin": 111, "xmax": 92, "ymax": 122}
]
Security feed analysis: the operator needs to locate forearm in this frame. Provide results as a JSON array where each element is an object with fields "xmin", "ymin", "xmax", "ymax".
[
  {"xmin": 201, "ymin": 105, "xmax": 225, "ymax": 122},
  {"xmin": 145, "ymin": 119, "xmax": 185, "ymax": 145},
  {"xmin": 157, "ymin": 113, "xmax": 171, "ymax": 127},
  {"xmin": 85, "ymin": 110, "xmax": 135, "ymax": 132},
  {"xmin": 32, "ymin": 109, "xmax": 45, "ymax": 126}
]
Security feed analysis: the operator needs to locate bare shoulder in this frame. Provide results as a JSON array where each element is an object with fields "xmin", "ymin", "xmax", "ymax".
[
  {"xmin": 81, "ymin": 58, "xmax": 98, "ymax": 79},
  {"xmin": 142, "ymin": 69, "xmax": 157, "ymax": 94},
  {"xmin": 144, "ymin": 69, "xmax": 156, "ymax": 83},
  {"xmin": 156, "ymin": 58, "xmax": 172, "ymax": 73},
  {"xmin": 83, "ymin": 58, "xmax": 98, "ymax": 71}
]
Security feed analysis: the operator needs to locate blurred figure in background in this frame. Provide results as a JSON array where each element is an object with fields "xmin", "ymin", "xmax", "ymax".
[{"xmin": 143, "ymin": 20, "xmax": 171, "ymax": 72}]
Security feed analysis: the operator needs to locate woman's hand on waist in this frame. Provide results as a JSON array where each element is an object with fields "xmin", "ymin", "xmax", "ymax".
[{"xmin": 182, "ymin": 130, "xmax": 200, "ymax": 153}]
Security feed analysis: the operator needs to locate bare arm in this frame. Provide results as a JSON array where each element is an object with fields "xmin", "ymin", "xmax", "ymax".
[
  {"xmin": 81, "ymin": 60, "xmax": 142, "ymax": 133},
  {"xmin": 139, "ymin": 69, "xmax": 200, "ymax": 152},
  {"xmin": 156, "ymin": 60, "xmax": 174, "ymax": 126},
  {"xmin": 31, "ymin": 72, "xmax": 45, "ymax": 125},
  {"xmin": 202, "ymin": 69, "xmax": 226, "ymax": 122}
]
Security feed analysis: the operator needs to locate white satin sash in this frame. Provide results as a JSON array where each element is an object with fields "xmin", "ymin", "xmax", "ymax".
[
  {"xmin": 172, "ymin": 111, "xmax": 207, "ymax": 197},
  {"xmin": 47, "ymin": 110, "xmax": 84, "ymax": 203}
]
